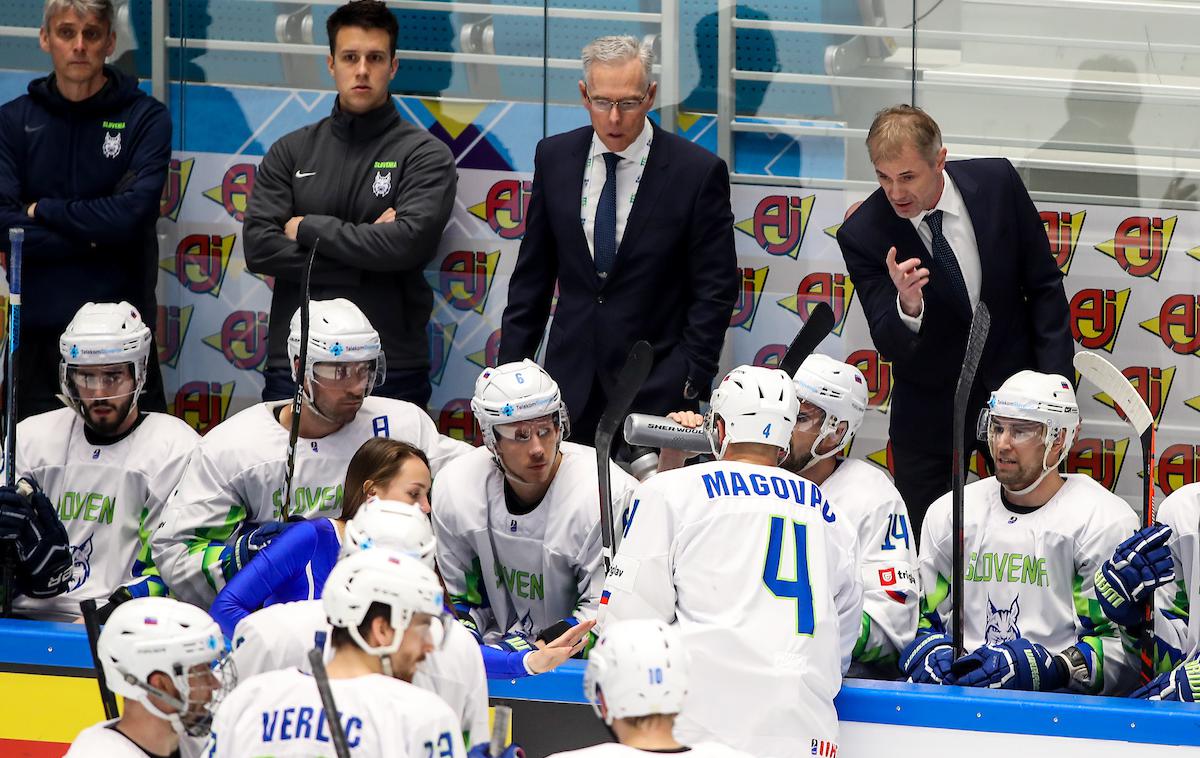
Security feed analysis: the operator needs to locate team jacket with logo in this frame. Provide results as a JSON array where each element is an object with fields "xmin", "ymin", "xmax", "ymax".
[
  {"xmin": 242, "ymin": 98, "xmax": 456, "ymax": 377},
  {"xmin": 431, "ymin": 442, "xmax": 635, "ymax": 642},
  {"xmin": 228, "ymin": 599, "xmax": 489, "ymax": 748},
  {"xmin": 154, "ymin": 397, "xmax": 469, "ymax": 605},
  {"xmin": 919, "ymin": 474, "xmax": 1138, "ymax": 694},
  {"xmin": 821, "ymin": 458, "xmax": 919, "ymax": 673},
  {"xmin": 1150, "ymin": 482, "xmax": 1200, "ymax": 670},
  {"xmin": 602, "ymin": 460, "xmax": 863, "ymax": 758},
  {"xmin": 13, "ymin": 408, "xmax": 197, "ymax": 621},
  {"xmin": 207, "ymin": 668, "xmax": 465, "ymax": 758}
]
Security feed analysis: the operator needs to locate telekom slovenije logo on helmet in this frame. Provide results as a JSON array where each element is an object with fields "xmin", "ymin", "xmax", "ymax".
[
  {"xmin": 734, "ymin": 194, "xmax": 815, "ymax": 259},
  {"xmin": 467, "ymin": 179, "xmax": 533, "ymax": 239}
]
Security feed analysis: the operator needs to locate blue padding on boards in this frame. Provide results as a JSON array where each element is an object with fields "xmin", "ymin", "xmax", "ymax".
[{"xmin": 0, "ymin": 618, "xmax": 97, "ymax": 670}]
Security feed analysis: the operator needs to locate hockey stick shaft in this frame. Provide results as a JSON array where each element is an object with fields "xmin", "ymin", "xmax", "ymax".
[
  {"xmin": 952, "ymin": 303, "xmax": 990, "ymax": 658},
  {"xmin": 779, "ymin": 301, "xmax": 835, "ymax": 377},
  {"xmin": 5, "ymin": 228, "xmax": 21, "ymax": 489},
  {"xmin": 490, "ymin": 703, "xmax": 512, "ymax": 757},
  {"xmin": 281, "ymin": 240, "xmax": 318, "ymax": 521},
  {"xmin": 307, "ymin": 647, "xmax": 351, "ymax": 758},
  {"xmin": 81, "ymin": 598, "xmax": 121, "ymax": 720}
]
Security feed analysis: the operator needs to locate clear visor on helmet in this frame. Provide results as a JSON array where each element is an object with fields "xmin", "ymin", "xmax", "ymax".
[
  {"xmin": 61, "ymin": 362, "xmax": 139, "ymax": 402},
  {"xmin": 310, "ymin": 358, "xmax": 385, "ymax": 394},
  {"xmin": 493, "ymin": 415, "xmax": 559, "ymax": 443},
  {"xmin": 977, "ymin": 409, "xmax": 1046, "ymax": 447},
  {"xmin": 794, "ymin": 400, "xmax": 827, "ymax": 432},
  {"xmin": 173, "ymin": 652, "xmax": 237, "ymax": 738}
]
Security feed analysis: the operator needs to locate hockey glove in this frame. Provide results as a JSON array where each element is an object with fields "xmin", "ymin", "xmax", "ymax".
[
  {"xmin": 0, "ymin": 480, "xmax": 72, "ymax": 599},
  {"xmin": 467, "ymin": 745, "xmax": 525, "ymax": 758},
  {"xmin": 227, "ymin": 520, "xmax": 298, "ymax": 577},
  {"xmin": 495, "ymin": 631, "xmax": 536, "ymax": 654},
  {"xmin": 1095, "ymin": 524, "xmax": 1175, "ymax": 628},
  {"xmin": 952, "ymin": 638, "xmax": 1068, "ymax": 691},
  {"xmin": 899, "ymin": 632, "xmax": 955, "ymax": 685},
  {"xmin": 1131, "ymin": 658, "xmax": 1200, "ymax": 702}
]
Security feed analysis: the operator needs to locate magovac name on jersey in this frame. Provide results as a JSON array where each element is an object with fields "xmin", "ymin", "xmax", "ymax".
[
  {"xmin": 700, "ymin": 469, "xmax": 835, "ymax": 523},
  {"xmin": 495, "ymin": 558, "xmax": 544, "ymax": 600},
  {"xmin": 58, "ymin": 491, "xmax": 115, "ymax": 524},
  {"xmin": 965, "ymin": 551, "xmax": 1049, "ymax": 587},
  {"xmin": 271, "ymin": 484, "xmax": 344, "ymax": 519},
  {"xmin": 260, "ymin": 705, "xmax": 364, "ymax": 748}
]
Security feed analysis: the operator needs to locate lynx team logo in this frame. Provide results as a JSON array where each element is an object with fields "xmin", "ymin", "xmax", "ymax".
[
  {"xmin": 1095, "ymin": 216, "xmax": 1176, "ymax": 281},
  {"xmin": 1065, "ymin": 437, "xmax": 1129, "ymax": 493},
  {"xmin": 1093, "ymin": 366, "xmax": 1175, "ymax": 425},
  {"xmin": 730, "ymin": 267, "xmax": 768, "ymax": 331},
  {"xmin": 439, "ymin": 250, "xmax": 501, "ymax": 314},
  {"xmin": 69, "ymin": 536, "xmax": 95, "ymax": 591},
  {"xmin": 203, "ymin": 163, "xmax": 256, "ymax": 222},
  {"xmin": 101, "ymin": 130, "xmax": 121, "ymax": 159},
  {"xmin": 778, "ymin": 273, "xmax": 855, "ymax": 336},
  {"xmin": 155, "ymin": 304, "xmax": 194, "ymax": 369},
  {"xmin": 160, "ymin": 234, "xmax": 236, "ymax": 296},
  {"xmin": 160, "ymin": 157, "xmax": 195, "ymax": 221},
  {"xmin": 438, "ymin": 398, "xmax": 478, "ymax": 445},
  {"xmin": 203, "ymin": 311, "xmax": 269, "ymax": 372},
  {"xmin": 467, "ymin": 328, "xmax": 503, "ymax": 369},
  {"xmin": 1139, "ymin": 295, "xmax": 1200, "ymax": 357},
  {"xmin": 171, "ymin": 381, "xmax": 235, "ymax": 434},
  {"xmin": 983, "ymin": 596, "xmax": 1021, "ymax": 645},
  {"xmin": 1157, "ymin": 443, "xmax": 1200, "ymax": 496},
  {"xmin": 734, "ymin": 194, "xmax": 815, "ymax": 259},
  {"xmin": 847, "ymin": 349, "xmax": 892, "ymax": 412},
  {"xmin": 372, "ymin": 171, "xmax": 392, "ymax": 197},
  {"xmin": 1069, "ymin": 287, "xmax": 1130, "ymax": 352},
  {"xmin": 468, "ymin": 179, "xmax": 533, "ymax": 239},
  {"xmin": 1040, "ymin": 210, "xmax": 1085, "ymax": 274},
  {"xmin": 427, "ymin": 321, "xmax": 457, "ymax": 385}
]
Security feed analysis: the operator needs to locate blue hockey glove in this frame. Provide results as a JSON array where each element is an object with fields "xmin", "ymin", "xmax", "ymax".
[
  {"xmin": 1095, "ymin": 524, "xmax": 1175, "ymax": 628},
  {"xmin": 495, "ymin": 631, "xmax": 535, "ymax": 654},
  {"xmin": 226, "ymin": 520, "xmax": 298, "ymax": 578},
  {"xmin": 0, "ymin": 479, "xmax": 72, "ymax": 599},
  {"xmin": 467, "ymin": 744, "xmax": 524, "ymax": 758},
  {"xmin": 952, "ymin": 638, "xmax": 1068, "ymax": 691},
  {"xmin": 900, "ymin": 632, "xmax": 955, "ymax": 684},
  {"xmin": 1131, "ymin": 659, "xmax": 1200, "ymax": 702}
]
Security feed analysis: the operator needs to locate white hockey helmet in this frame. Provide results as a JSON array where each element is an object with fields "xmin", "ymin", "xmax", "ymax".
[
  {"xmin": 792, "ymin": 354, "xmax": 869, "ymax": 462},
  {"xmin": 288, "ymin": 298, "xmax": 386, "ymax": 400},
  {"xmin": 97, "ymin": 597, "xmax": 233, "ymax": 737},
  {"xmin": 341, "ymin": 498, "xmax": 437, "ymax": 568},
  {"xmin": 470, "ymin": 360, "xmax": 570, "ymax": 451},
  {"xmin": 58, "ymin": 301, "xmax": 152, "ymax": 403},
  {"xmin": 980, "ymin": 370, "xmax": 1080, "ymax": 491},
  {"xmin": 323, "ymin": 548, "xmax": 446, "ymax": 671},
  {"xmin": 584, "ymin": 619, "xmax": 688, "ymax": 724},
  {"xmin": 705, "ymin": 365, "xmax": 799, "ymax": 459}
]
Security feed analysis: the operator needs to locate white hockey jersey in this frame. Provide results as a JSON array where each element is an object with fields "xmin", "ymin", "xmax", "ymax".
[
  {"xmin": 547, "ymin": 742, "xmax": 756, "ymax": 758},
  {"xmin": 919, "ymin": 474, "xmax": 1138, "ymax": 694},
  {"xmin": 821, "ymin": 458, "xmax": 919, "ymax": 674},
  {"xmin": 207, "ymin": 667, "xmax": 466, "ymax": 757},
  {"xmin": 228, "ymin": 598, "xmax": 490, "ymax": 748},
  {"xmin": 602, "ymin": 460, "xmax": 863, "ymax": 758},
  {"xmin": 155, "ymin": 398, "xmax": 470, "ymax": 604},
  {"xmin": 1151, "ymin": 482, "xmax": 1200, "ymax": 669},
  {"xmin": 14, "ymin": 408, "xmax": 198, "ymax": 621},
  {"xmin": 431, "ymin": 442, "xmax": 635, "ymax": 641},
  {"xmin": 65, "ymin": 719, "xmax": 156, "ymax": 757}
]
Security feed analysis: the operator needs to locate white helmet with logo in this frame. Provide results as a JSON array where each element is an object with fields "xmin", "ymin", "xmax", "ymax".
[
  {"xmin": 341, "ymin": 498, "xmax": 437, "ymax": 568},
  {"xmin": 97, "ymin": 597, "xmax": 233, "ymax": 737},
  {"xmin": 58, "ymin": 301, "xmax": 152, "ymax": 406},
  {"xmin": 288, "ymin": 298, "xmax": 386, "ymax": 402},
  {"xmin": 981, "ymin": 370, "xmax": 1080, "ymax": 493},
  {"xmin": 470, "ymin": 360, "xmax": 569, "ymax": 451},
  {"xmin": 584, "ymin": 619, "xmax": 688, "ymax": 724},
  {"xmin": 705, "ymin": 365, "xmax": 799, "ymax": 459},
  {"xmin": 792, "ymin": 354, "xmax": 869, "ymax": 463}
]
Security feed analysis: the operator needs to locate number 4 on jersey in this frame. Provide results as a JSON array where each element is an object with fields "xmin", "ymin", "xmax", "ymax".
[{"xmin": 763, "ymin": 516, "xmax": 815, "ymax": 635}]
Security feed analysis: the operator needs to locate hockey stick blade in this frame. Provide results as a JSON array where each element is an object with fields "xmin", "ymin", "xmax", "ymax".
[
  {"xmin": 951, "ymin": 302, "xmax": 990, "ymax": 658},
  {"xmin": 596, "ymin": 340, "xmax": 654, "ymax": 571},
  {"xmin": 308, "ymin": 647, "xmax": 351, "ymax": 758},
  {"xmin": 779, "ymin": 301, "xmax": 835, "ymax": 376}
]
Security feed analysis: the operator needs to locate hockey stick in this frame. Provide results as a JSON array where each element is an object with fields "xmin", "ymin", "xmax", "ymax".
[
  {"xmin": 307, "ymin": 647, "xmax": 351, "ymax": 758},
  {"xmin": 490, "ymin": 703, "xmax": 513, "ymax": 758},
  {"xmin": 1073, "ymin": 350, "xmax": 1156, "ymax": 683},
  {"xmin": 2, "ymin": 228, "xmax": 21, "ymax": 617},
  {"xmin": 951, "ymin": 303, "xmax": 990, "ymax": 658},
  {"xmin": 596, "ymin": 340, "xmax": 653, "ymax": 572},
  {"xmin": 623, "ymin": 302, "xmax": 838, "ymax": 453},
  {"xmin": 281, "ymin": 240, "xmax": 318, "ymax": 521},
  {"xmin": 81, "ymin": 598, "xmax": 121, "ymax": 720}
]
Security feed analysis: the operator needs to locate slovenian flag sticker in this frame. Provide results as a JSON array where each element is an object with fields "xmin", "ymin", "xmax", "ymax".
[{"xmin": 600, "ymin": 590, "xmax": 611, "ymax": 606}]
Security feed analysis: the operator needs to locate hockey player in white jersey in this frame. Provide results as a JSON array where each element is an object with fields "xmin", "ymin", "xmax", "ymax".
[
  {"xmin": 785, "ymin": 354, "xmax": 918, "ymax": 677},
  {"xmin": 547, "ymin": 620, "xmax": 753, "ymax": 758},
  {"xmin": 903, "ymin": 370, "xmax": 1138, "ymax": 694},
  {"xmin": 432, "ymin": 360, "xmax": 635, "ymax": 656},
  {"xmin": 154, "ymin": 298, "xmax": 469, "ymax": 605},
  {"xmin": 602, "ymin": 365, "xmax": 863, "ymax": 758},
  {"xmin": 14, "ymin": 302, "xmax": 198, "ymax": 622},
  {"xmin": 207, "ymin": 548, "xmax": 467, "ymax": 757},
  {"xmin": 67, "ymin": 596, "xmax": 233, "ymax": 756}
]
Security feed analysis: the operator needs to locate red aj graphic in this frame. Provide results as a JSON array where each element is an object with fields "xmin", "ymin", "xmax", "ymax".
[
  {"xmin": 733, "ymin": 194, "xmax": 815, "ymax": 259},
  {"xmin": 439, "ymin": 250, "xmax": 500, "ymax": 314},
  {"xmin": 203, "ymin": 163, "xmax": 256, "ymax": 222},
  {"xmin": 171, "ymin": 381, "xmax": 235, "ymax": 434},
  {"xmin": 202, "ymin": 311, "xmax": 269, "ymax": 372},
  {"xmin": 730, "ymin": 266, "xmax": 768, "ymax": 331},
  {"xmin": 1069, "ymin": 287, "xmax": 1130, "ymax": 353},
  {"xmin": 1094, "ymin": 215, "xmax": 1176, "ymax": 281},
  {"xmin": 1140, "ymin": 294, "xmax": 1200, "ymax": 357},
  {"xmin": 160, "ymin": 233, "xmax": 236, "ymax": 297},
  {"xmin": 467, "ymin": 179, "xmax": 533, "ymax": 239},
  {"xmin": 778, "ymin": 272, "xmax": 855, "ymax": 337}
]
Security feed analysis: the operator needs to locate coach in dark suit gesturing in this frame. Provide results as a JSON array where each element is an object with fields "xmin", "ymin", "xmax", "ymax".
[
  {"xmin": 837, "ymin": 105, "xmax": 1074, "ymax": 537},
  {"xmin": 500, "ymin": 35, "xmax": 737, "ymax": 446}
]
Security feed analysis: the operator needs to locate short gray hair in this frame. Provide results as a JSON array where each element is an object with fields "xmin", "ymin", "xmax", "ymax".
[
  {"xmin": 43, "ymin": 0, "xmax": 114, "ymax": 31},
  {"xmin": 581, "ymin": 35, "xmax": 653, "ymax": 87}
]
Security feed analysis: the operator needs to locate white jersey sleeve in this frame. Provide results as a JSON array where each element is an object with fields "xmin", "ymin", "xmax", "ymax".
[
  {"xmin": 229, "ymin": 600, "xmax": 329, "ymax": 681},
  {"xmin": 415, "ymin": 619, "xmax": 490, "ymax": 748},
  {"xmin": 1151, "ymin": 484, "xmax": 1199, "ymax": 670},
  {"xmin": 64, "ymin": 719, "xmax": 147, "ymax": 757},
  {"xmin": 547, "ymin": 742, "xmax": 757, "ymax": 758},
  {"xmin": 601, "ymin": 481, "xmax": 677, "ymax": 625}
]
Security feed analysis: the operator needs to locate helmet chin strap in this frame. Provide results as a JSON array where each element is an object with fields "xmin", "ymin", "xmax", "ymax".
[
  {"xmin": 381, "ymin": 655, "xmax": 394, "ymax": 678},
  {"xmin": 125, "ymin": 671, "xmax": 196, "ymax": 736},
  {"xmin": 1000, "ymin": 429, "xmax": 1065, "ymax": 498}
]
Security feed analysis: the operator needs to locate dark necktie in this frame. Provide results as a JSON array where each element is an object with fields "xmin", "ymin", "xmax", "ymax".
[
  {"xmin": 924, "ymin": 209, "xmax": 971, "ymax": 314},
  {"xmin": 594, "ymin": 152, "xmax": 621, "ymax": 277}
]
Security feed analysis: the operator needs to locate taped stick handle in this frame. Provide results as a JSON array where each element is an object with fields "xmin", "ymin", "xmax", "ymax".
[{"xmin": 490, "ymin": 703, "xmax": 512, "ymax": 757}]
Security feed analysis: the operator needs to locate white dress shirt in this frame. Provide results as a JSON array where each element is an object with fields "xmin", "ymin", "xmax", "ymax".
[
  {"xmin": 897, "ymin": 169, "xmax": 982, "ymax": 331},
  {"xmin": 581, "ymin": 118, "xmax": 653, "ymax": 261}
]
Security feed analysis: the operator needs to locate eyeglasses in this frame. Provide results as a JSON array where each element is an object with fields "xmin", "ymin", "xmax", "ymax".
[
  {"xmin": 587, "ymin": 93, "xmax": 648, "ymax": 113},
  {"xmin": 494, "ymin": 420, "xmax": 559, "ymax": 443}
]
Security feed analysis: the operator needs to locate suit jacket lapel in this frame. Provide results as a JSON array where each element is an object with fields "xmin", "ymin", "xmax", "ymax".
[
  {"xmin": 609, "ymin": 121, "xmax": 669, "ymax": 280},
  {"xmin": 947, "ymin": 162, "xmax": 995, "ymax": 315},
  {"xmin": 560, "ymin": 128, "xmax": 593, "ymax": 270}
]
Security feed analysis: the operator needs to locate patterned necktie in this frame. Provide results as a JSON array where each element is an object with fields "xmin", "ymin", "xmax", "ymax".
[
  {"xmin": 923, "ymin": 209, "xmax": 971, "ymax": 314},
  {"xmin": 594, "ymin": 152, "xmax": 621, "ymax": 277}
]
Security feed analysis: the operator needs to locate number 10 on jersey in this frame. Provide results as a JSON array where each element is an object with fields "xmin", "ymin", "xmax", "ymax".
[{"xmin": 763, "ymin": 516, "xmax": 815, "ymax": 635}]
